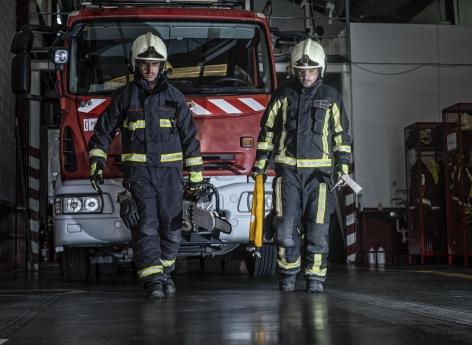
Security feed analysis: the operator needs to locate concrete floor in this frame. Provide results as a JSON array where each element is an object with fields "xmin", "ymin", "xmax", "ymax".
[{"xmin": 0, "ymin": 264, "xmax": 472, "ymax": 345}]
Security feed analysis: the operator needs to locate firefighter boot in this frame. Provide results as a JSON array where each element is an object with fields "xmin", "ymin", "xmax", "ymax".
[
  {"xmin": 163, "ymin": 274, "xmax": 176, "ymax": 295},
  {"xmin": 306, "ymin": 279, "xmax": 324, "ymax": 294},
  {"xmin": 146, "ymin": 281, "xmax": 165, "ymax": 299},
  {"xmin": 279, "ymin": 274, "xmax": 297, "ymax": 292}
]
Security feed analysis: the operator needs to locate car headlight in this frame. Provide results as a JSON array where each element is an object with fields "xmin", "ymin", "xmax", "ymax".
[{"xmin": 56, "ymin": 194, "xmax": 105, "ymax": 215}]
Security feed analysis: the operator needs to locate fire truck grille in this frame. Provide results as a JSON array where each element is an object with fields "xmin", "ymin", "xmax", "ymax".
[
  {"xmin": 202, "ymin": 154, "xmax": 238, "ymax": 171},
  {"xmin": 63, "ymin": 126, "xmax": 77, "ymax": 172}
]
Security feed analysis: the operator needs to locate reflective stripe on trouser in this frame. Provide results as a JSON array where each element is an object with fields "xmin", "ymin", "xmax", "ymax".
[
  {"xmin": 304, "ymin": 224, "xmax": 329, "ymax": 281},
  {"xmin": 272, "ymin": 167, "xmax": 334, "ymax": 278},
  {"xmin": 160, "ymin": 258, "xmax": 177, "ymax": 273},
  {"xmin": 129, "ymin": 166, "xmax": 183, "ymax": 283}
]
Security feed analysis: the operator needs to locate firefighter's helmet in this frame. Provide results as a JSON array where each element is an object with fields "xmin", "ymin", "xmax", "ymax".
[
  {"xmin": 290, "ymin": 38, "xmax": 326, "ymax": 76},
  {"xmin": 131, "ymin": 32, "xmax": 167, "ymax": 67}
]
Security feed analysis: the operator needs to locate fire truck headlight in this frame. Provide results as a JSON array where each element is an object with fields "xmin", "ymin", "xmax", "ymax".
[
  {"xmin": 65, "ymin": 197, "xmax": 82, "ymax": 213},
  {"xmin": 60, "ymin": 194, "xmax": 105, "ymax": 214},
  {"xmin": 53, "ymin": 49, "xmax": 69, "ymax": 64},
  {"xmin": 84, "ymin": 197, "xmax": 100, "ymax": 212}
]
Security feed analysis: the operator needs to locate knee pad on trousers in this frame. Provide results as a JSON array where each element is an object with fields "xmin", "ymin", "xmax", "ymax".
[
  {"xmin": 275, "ymin": 216, "xmax": 295, "ymax": 247},
  {"xmin": 305, "ymin": 222, "xmax": 329, "ymax": 253}
]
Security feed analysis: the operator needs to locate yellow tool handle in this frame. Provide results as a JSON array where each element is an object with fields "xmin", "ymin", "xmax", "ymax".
[
  {"xmin": 254, "ymin": 174, "xmax": 265, "ymax": 248},
  {"xmin": 249, "ymin": 181, "xmax": 258, "ymax": 243}
]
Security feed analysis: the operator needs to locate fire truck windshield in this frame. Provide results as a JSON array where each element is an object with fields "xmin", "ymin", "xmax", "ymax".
[{"xmin": 69, "ymin": 20, "xmax": 272, "ymax": 95}]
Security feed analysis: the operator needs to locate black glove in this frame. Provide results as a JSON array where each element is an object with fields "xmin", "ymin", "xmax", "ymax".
[
  {"xmin": 118, "ymin": 191, "xmax": 140, "ymax": 229},
  {"xmin": 89, "ymin": 156, "xmax": 106, "ymax": 193},
  {"xmin": 251, "ymin": 166, "xmax": 267, "ymax": 182},
  {"xmin": 187, "ymin": 171, "xmax": 204, "ymax": 191}
]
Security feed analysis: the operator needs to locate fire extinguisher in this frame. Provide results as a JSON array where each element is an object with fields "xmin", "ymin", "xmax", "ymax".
[
  {"xmin": 368, "ymin": 247, "xmax": 376, "ymax": 265},
  {"xmin": 376, "ymin": 246, "xmax": 386, "ymax": 266}
]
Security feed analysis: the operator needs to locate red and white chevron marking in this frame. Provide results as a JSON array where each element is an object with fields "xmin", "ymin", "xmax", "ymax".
[
  {"xmin": 77, "ymin": 97, "xmax": 267, "ymax": 117},
  {"xmin": 189, "ymin": 97, "xmax": 266, "ymax": 115},
  {"xmin": 29, "ymin": 145, "xmax": 40, "ymax": 271},
  {"xmin": 345, "ymin": 190, "xmax": 358, "ymax": 264}
]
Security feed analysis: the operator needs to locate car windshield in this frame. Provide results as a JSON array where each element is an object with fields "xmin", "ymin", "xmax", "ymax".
[{"xmin": 69, "ymin": 20, "xmax": 272, "ymax": 95}]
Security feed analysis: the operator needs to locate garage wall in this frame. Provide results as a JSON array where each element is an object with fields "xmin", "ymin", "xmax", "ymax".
[
  {"xmin": 0, "ymin": 0, "xmax": 16, "ymax": 206},
  {"xmin": 350, "ymin": 23, "xmax": 472, "ymax": 208},
  {"xmin": 0, "ymin": 0, "xmax": 17, "ymax": 271}
]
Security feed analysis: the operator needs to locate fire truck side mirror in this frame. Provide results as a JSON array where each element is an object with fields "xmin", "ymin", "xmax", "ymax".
[
  {"xmin": 11, "ymin": 54, "xmax": 31, "ymax": 95},
  {"xmin": 11, "ymin": 30, "xmax": 33, "ymax": 95}
]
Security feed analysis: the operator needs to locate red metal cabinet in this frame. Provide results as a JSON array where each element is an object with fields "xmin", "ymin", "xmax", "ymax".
[
  {"xmin": 442, "ymin": 104, "xmax": 472, "ymax": 265},
  {"xmin": 404, "ymin": 123, "xmax": 448, "ymax": 263}
]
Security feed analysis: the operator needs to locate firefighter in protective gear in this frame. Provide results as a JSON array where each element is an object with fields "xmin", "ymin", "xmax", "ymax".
[
  {"xmin": 253, "ymin": 38, "xmax": 351, "ymax": 293},
  {"xmin": 88, "ymin": 32, "xmax": 203, "ymax": 299}
]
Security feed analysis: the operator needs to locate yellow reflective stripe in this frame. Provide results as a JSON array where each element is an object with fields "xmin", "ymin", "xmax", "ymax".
[
  {"xmin": 266, "ymin": 99, "xmax": 282, "ymax": 128},
  {"xmin": 255, "ymin": 159, "xmax": 266, "ymax": 170},
  {"xmin": 275, "ymin": 177, "xmax": 283, "ymax": 217},
  {"xmin": 332, "ymin": 104, "xmax": 345, "ymax": 159},
  {"xmin": 331, "ymin": 102, "xmax": 344, "ymax": 134},
  {"xmin": 160, "ymin": 259, "xmax": 176, "ymax": 267},
  {"xmin": 160, "ymin": 119, "xmax": 172, "ymax": 128},
  {"xmin": 189, "ymin": 171, "xmax": 203, "ymax": 183},
  {"xmin": 89, "ymin": 148, "xmax": 107, "ymax": 159},
  {"xmin": 340, "ymin": 164, "xmax": 349, "ymax": 175},
  {"xmin": 275, "ymin": 156, "xmax": 332, "ymax": 168},
  {"xmin": 257, "ymin": 141, "xmax": 274, "ymax": 150},
  {"xmin": 334, "ymin": 145, "xmax": 351, "ymax": 153},
  {"xmin": 279, "ymin": 99, "xmax": 289, "ymax": 154},
  {"xmin": 277, "ymin": 247, "xmax": 301, "ymax": 270},
  {"xmin": 161, "ymin": 152, "xmax": 183, "ymax": 162},
  {"xmin": 275, "ymin": 155, "xmax": 297, "ymax": 166},
  {"xmin": 316, "ymin": 183, "xmax": 327, "ymax": 224},
  {"xmin": 137, "ymin": 265, "xmax": 163, "ymax": 279},
  {"xmin": 185, "ymin": 156, "xmax": 203, "ymax": 166},
  {"xmin": 305, "ymin": 254, "xmax": 327, "ymax": 276},
  {"xmin": 322, "ymin": 109, "xmax": 330, "ymax": 160},
  {"xmin": 297, "ymin": 159, "xmax": 332, "ymax": 168},
  {"xmin": 122, "ymin": 153, "xmax": 146, "ymax": 162},
  {"xmin": 123, "ymin": 120, "xmax": 145, "ymax": 131}
]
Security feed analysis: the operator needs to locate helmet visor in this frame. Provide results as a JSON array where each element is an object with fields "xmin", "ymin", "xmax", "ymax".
[
  {"xmin": 136, "ymin": 46, "xmax": 165, "ymax": 61},
  {"xmin": 292, "ymin": 54, "xmax": 320, "ymax": 69}
]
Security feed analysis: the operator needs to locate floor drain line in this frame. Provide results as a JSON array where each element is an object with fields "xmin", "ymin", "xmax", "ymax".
[
  {"xmin": 0, "ymin": 294, "xmax": 59, "ymax": 338},
  {"xmin": 331, "ymin": 289, "xmax": 472, "ymax": 327}
]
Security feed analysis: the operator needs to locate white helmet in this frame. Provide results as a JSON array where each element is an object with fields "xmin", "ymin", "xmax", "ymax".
[
  {"xmin": 131, "ymin": 32, "xmax": 167, "ymax": 67},
  {"xmin": 291, "ymin": 38, "xmax": 326, "ymax": 76}
]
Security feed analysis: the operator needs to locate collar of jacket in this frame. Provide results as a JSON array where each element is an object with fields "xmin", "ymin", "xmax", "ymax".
[
  {"xmin": 134, "ymin": 73, "xmax": 168, "ymax": 94},
  {"xmin": 298, "ymin": 79, "xmax": 322, "ymax": 95}
]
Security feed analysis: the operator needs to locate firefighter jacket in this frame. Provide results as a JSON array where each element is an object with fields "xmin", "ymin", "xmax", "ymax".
[
  {"xmin": 88, "ymin": 74, "xmax": 203, "ymax": 175},
  {"xmin": 255, "ymin": 79, "xmax": 351, "ymax": 175}
]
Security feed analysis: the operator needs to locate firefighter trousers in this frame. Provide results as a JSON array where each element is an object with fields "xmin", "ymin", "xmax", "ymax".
[
  {"xmin": 272, "ymin": 167, "xmax": 335, "ymax": 281},
  {"xmin": 126, "ymin": 166, "xmax": 183, "ymax": 285}
]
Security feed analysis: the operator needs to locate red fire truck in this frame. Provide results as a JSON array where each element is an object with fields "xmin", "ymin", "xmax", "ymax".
[{"xmin": 12, "ymin": 0, "xmax": 278, "ymax": 280}]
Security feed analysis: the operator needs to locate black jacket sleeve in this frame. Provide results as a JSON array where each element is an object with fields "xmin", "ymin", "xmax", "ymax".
[
  {"xmin": 175, "ymin": 96, "xmax": 203, "ymax": 173},
  {"xmin": 329, "ymin": 93, "xmax": 352, "ymax": 175},
  {"xmin": 88, "ymin": 87, "xmax": 127, "ymax": 157},
  {"xmin": 254, "ymin": 91, "xmax": 286, "ymax": 171}
]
